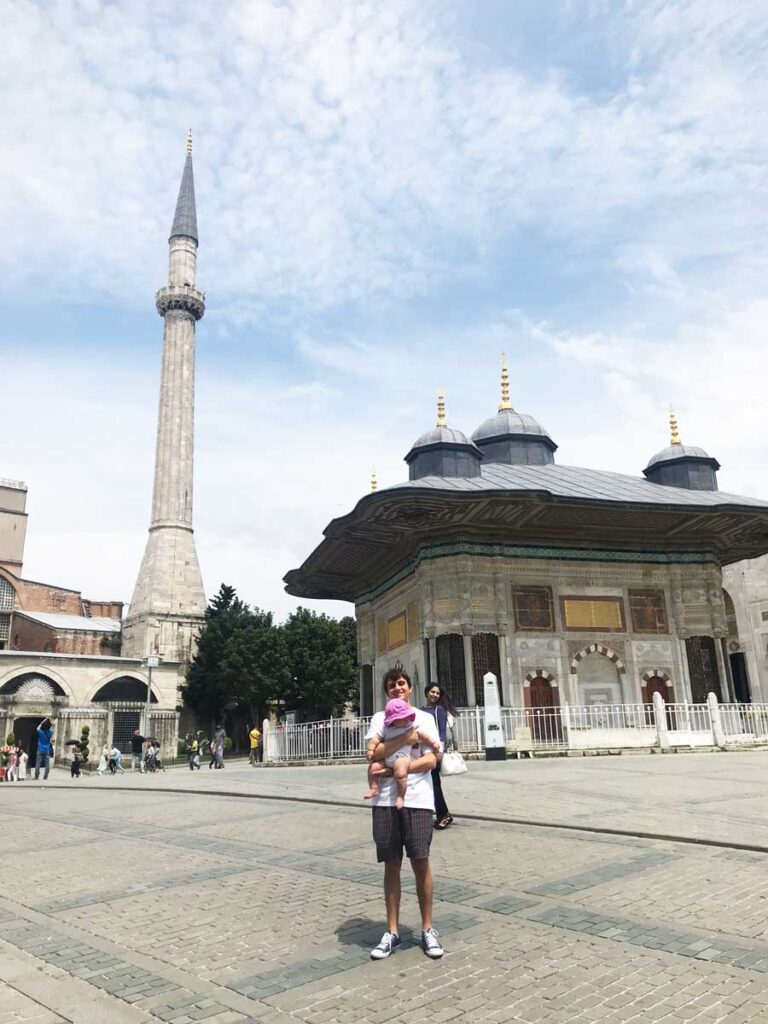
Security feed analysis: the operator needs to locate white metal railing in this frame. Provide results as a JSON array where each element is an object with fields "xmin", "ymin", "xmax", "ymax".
[{"xmin": 263, "ymin": 696, "xmax": 768, "ymax": 762}]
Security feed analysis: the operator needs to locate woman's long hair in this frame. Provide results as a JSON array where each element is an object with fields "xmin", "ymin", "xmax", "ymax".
[{"xmin": 424, "ymin": 683, "xmax": 457, "ymax": 718}]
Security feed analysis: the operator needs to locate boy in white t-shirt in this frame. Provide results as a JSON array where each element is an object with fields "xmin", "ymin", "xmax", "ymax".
[
  {"xmin": 364, "ymin": 698, "xmax": 441, "ymax": 809},
  {"xmin": 365, "ymin": 669, "xmax": 444, "ymax": 962}
]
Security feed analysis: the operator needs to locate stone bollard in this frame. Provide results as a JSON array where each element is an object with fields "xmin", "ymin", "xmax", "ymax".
[
  {"xmin": 652, "ymin": 692, "xmax": 670, "ymax": 751},
  {"xmin": 707, "ymin": 692, "xmax": 725, "ymax": 748}
]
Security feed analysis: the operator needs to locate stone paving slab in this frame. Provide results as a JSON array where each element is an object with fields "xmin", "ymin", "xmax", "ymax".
[{"xmin": 4, "ymin": 754, "xmax": 768, "ymax": 1022}]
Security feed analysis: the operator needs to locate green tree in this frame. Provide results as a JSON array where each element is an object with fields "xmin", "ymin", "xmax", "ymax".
[
  {"xmin": 183, "ymin": 584, "xmax": 249, "ymax": 725},
  {"xmin": 218, "ymin": 606, "xmax": 290, "ymax": 724},
  {"xmin": 283, "ymin": 607, "xmax": 358, "ymax": 721}
]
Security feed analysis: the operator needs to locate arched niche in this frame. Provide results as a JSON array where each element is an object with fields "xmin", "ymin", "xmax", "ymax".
[{"xmin": 92, "ymin": 677, "xmax": 158, "ymax": 703}]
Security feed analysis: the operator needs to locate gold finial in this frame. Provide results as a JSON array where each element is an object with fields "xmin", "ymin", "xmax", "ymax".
[
  {"xmin": 186, "ymin": 129, "xmax": 193, "ymax": 155},
  {"xmin": 498, "ymin": 351, "xmax": 514, "ymax": 412},
  {"xmin": 669, "ymin": 405, "xmax": 681, "ymax": 445},
  {"xmin": 436, "ymin": 388, "xmax": 447, "ymax": 428},
  {"xmin": 370, "ymin": 466, "xmax": 378, "ymax": 493}
]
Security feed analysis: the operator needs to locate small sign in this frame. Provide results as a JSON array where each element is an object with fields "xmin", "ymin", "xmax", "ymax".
[{"xmin": 145, "ymin": 656, "xmax": 160, "ymax": 668}]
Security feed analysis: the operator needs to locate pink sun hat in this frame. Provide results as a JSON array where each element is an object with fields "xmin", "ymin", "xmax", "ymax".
[{"xmin": 384, "ymin": 698, "xmax": 416, "ymax": 728}]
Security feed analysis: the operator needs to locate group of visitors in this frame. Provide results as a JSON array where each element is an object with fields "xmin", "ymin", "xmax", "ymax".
[
  {"xmin": 1, "ymin": 717, "xmax": 54, "ymax": 782},
  {"xmin": 183, "ymin": 724, "xmax": 228, "ymax": 770},
  {"xmin": 181, "ymin": 723, "xmax": 261, "ymax": 770}
]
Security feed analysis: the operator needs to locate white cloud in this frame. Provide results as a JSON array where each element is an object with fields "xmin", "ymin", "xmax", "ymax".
[{"xmin": 2, "ymin": 0, "xmax": 768, "ymax": 317}]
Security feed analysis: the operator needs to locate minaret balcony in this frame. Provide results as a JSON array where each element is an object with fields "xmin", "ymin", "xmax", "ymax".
[{"xmin": 155, "ymin": 285, "xmax": 206, "ymax": 321}]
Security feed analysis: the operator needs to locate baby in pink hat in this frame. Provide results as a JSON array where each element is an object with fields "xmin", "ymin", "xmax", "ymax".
[{"xmin": 364, "ymin": 697, "xmax": 440, "ymax": 809}]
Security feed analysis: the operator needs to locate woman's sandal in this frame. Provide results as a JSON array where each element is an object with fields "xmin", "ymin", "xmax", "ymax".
[{"xmin": 434, "ymin": 815, "xmax": 454, "ymax": 830}]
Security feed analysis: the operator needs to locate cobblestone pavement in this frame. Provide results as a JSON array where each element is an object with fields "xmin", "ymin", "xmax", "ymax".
[{"xmin": 2, "ymin": 752, "xmax": 768, "ymax": 1023}]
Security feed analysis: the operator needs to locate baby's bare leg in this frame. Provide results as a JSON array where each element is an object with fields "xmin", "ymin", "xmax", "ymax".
[
  {"xmin": 364, "ymin": 761, "xmax": 380, "ymax": 800},
  {"xmin": 393, "ymin": 757, "xmax": 409, "ymax": 810}
]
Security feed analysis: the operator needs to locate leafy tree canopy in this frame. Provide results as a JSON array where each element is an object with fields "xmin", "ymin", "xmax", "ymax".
[
  {"xmin": 183, "ymin": 588, "xmax": 357, "ymax": 725},
  {"xmin": 283, "ymin": 607, "xmax": 358, "ymax": 721}
]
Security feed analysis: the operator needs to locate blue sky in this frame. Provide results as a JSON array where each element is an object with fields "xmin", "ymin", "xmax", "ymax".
[{"xmin": 1, "ymin": 0, "xmax": 767, "ymax": 619}]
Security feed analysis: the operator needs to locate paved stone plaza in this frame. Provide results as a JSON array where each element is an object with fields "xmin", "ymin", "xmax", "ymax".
[{"xmin": 3, "ymin": 752, "xmax": 768, "ymax": 1024}]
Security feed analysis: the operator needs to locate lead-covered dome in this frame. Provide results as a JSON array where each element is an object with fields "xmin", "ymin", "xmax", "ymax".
[
  {"xmin": 404, "ymin": 392, "xmax": 482, "ymax": 481},
  {"xmin": 643, "ymin": 411, "xmax": 719, "ymax": 491},
  {"xmin": 471, "ymin": 360, "xmax": 557, "ymax": 466}
]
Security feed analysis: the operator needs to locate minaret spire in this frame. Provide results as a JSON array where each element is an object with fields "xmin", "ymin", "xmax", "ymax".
[{"xmin": 122, "ymin": 136, "xmax": 206, "ymax": 662}]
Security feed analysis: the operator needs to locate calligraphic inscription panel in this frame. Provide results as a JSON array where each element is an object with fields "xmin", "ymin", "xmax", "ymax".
[
  {"xmin": 512, "ymin": 586, "xmax": 554, "ymax": 632},
  {"xmin": 629, "ymin": 589, "xmax": 669, "ymax": 634},
  {"xmin": 562, "ymin": 597, "xmax": 625, "ymax": 632}
]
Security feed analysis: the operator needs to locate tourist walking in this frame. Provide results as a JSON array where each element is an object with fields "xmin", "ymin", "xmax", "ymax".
[
  {"xmin": 18, "ymin": 748, "xmax": 28, "ymax": 781},
  {"xmin": 97, "ymin": 745, "xmax": 109, "ymax": 776},
  {"xmin": 248, "ymin": 724, "xmax": 262, "ymax": 765},
  {"xmin": 213, "ymin": 724, "xmax": 226, "ymax": 769},
  {"xmin": 7, "ymin": 746, "xmax": 18, "ymax": 782},
  {"xmin": 188, "ymin": 735, "xmax": 200, "ymax": 770},
  {"xmin": 422, "ymin": 684, "xmax": 456, "ymax": 830},
  {"xmin": 365, "ymin": 668, "xmax": 444, "ymax": 961},
  {"xmin": 70, "ymin": 746, "xmax": 82, "ymax": 778},
  {"xmin": 34, "ymin": 718, "xmax": 54, "ymax": 781},
  {"xmin": 111, "ymin": 745, "xmax": 126, "ymax": 773},
  {"xmin": 130, "ymin": 730, "xmax": 145, "ymax": 772}
]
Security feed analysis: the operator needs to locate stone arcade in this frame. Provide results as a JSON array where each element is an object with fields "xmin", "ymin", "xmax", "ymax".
[{"xmin": 286, "ymin": 363, "xmax": 768, "ymax": 716}]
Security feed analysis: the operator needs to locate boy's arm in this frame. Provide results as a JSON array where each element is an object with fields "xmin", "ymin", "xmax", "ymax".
[
  {"xmin": 369, "ymin": 728, "xmax": 418, "ymax": 761},
  {"xmin": 408, "ymin": 751, "xmax": 437, "ymax": 773}
]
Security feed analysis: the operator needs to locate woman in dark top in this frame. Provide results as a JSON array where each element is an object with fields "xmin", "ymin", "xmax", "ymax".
[{"xmin": 422, "ymin": 684, "xmax": 456, "ymax": 830}]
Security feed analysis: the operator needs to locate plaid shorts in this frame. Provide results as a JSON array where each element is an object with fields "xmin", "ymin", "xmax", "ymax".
[{"xmin": 372, "ymin": 807, "xmax": 433, "ymax": 863}]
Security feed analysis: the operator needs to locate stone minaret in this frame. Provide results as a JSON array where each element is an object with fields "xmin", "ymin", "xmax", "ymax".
[{"xmin": 122, "ymin": 133, "xmax": 207, "ymax": 662}]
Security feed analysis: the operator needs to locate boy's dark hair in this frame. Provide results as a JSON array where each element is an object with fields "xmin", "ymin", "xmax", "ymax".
[{"xmin": 382, "ymin": 667, "xmax": 411, "ymax": 694}]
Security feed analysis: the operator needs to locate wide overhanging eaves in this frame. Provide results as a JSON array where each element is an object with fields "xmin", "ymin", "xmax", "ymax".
[{"xmin": 284, "ymin": 486, "xmax": 768, "ymax": 602}]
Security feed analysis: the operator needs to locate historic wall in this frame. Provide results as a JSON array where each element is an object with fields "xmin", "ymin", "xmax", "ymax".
[
  {"xmin": 358, "ymin": 549, "xmax": 730, "ymax": 709},
  {"xmin": 723, "ymin": 555, "xmax": 768, "ymax": 702}
]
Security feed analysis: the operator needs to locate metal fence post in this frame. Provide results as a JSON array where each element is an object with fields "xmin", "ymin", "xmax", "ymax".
[
  {"xmin": 475, "ymin": 706, "xmax": 483, "ymax": 751},
  {"xmin": 329, "ymin": 716, "xmax": 334, "ymax": 758},
  {"xmin": 561, "ymin": 702, "xmax": 572, "ymax": 751},
  {"xmin": 707, "ymin": 692, "xmax": 725, "ymax": 748},
  {"xmin": 652, "ymin": 692, "xmax": 670, "ymax": 751}
]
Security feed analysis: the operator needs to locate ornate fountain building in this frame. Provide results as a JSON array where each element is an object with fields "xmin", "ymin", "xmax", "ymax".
[{"xmin": 286, "ymin": 364, "xmax": 768, "ymax": 716}]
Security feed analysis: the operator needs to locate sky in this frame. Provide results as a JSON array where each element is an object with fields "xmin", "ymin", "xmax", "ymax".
[{"xmin": 1, "ymin": 0, "xmax": 767, "ymax": 622}]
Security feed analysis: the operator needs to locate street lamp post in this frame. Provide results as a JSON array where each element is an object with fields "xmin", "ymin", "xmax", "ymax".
[{"xmin": 143, "ymin": 656, "xmax": 160, "ymax": 737}]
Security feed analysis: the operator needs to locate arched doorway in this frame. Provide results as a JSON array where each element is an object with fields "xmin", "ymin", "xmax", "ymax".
[
  {"xmin": 93, "ymin": 677, "xmax": 156, "ymax": 753},
  {"xmin": 526, "ymin": 673, "xmax": 562, "ymax": 742},
  {"xmin": 642, "ymin": 674, "xmax": 676, "ymax": 729}
]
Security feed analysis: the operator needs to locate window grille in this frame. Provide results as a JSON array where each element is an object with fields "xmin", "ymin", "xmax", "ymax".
[
  {"xmin": 112, "ymin": 710, "xmax": 141, "ymax": 753},
  {"xmin": 435, "ymin": 634, "xmax": 468, "ymax": 706},
  {"xmin": 0, "ymin": 613, "xmax": 9, "ymax": 640},
  {"xmin": 0, "ymin": 577, "xmax": 15, "ymax": 612},
  {"xmin": 471, "ymin": 633, "xmax": 501, "ymax": 707}
]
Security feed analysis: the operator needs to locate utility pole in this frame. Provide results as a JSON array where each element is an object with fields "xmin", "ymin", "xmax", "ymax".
[{"xmin": 143, "ymin": 656, "xmax": 160, "ymax": 736}]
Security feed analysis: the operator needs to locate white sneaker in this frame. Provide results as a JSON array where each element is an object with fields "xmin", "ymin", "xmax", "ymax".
[
  {"xmin": 370, "ymin": 931, "xmax": 401, "ymax": 960},
  {"xmin": 421, "ymin": 928, "xmax": 443, "ymax": 958}
]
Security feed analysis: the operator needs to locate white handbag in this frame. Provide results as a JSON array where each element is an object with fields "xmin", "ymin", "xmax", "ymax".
[{"xmin": 440, "ymin": 750, "xmax": 468, "ymax": 777}]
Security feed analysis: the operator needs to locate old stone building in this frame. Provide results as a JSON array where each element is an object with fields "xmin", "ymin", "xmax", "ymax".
[{"xmin": 286, "ymin": 365, "xmax": 768, "ymax": 714}]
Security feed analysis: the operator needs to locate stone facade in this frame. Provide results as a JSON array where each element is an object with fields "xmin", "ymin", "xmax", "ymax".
[
  {"xmin": 0, "ymin": 650, "xmax": 181, "ymax": 762},
  {"xmin": 357, "ymin": 549, "xmax": 734, "ymax": 712},
  {"xmin": 722, "ymin": 555, "xmax": 768, "ymax": 702},
  {"xmin": 0, "ymin": 478, "xmax": 27, "ymax": 574}
]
